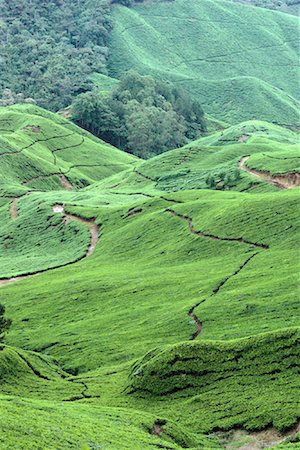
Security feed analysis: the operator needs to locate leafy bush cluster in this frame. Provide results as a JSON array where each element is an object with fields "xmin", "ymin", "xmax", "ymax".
[
  {"xmin": 72, "ymin": 71, "xmax": 206, "ymax": 157},
  {"xmin": 205, "ymin": 168, "xmax": 241, "ymax": 190},
  {"xmin": 0, "ymin": 304, "xmax": 11, "ymax": 342},
  {"xmin": 0, "ymin": 0, "xmax": 112, "ymax": 111}
]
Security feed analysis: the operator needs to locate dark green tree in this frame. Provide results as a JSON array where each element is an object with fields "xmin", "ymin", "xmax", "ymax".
[
  {"xmin": 0, "ymin": 0, "xmax": 112, "ymax": 111},
  {"xmin": 0, "ymin": 304, "xmax": 11, "ymax": 342},
  {"xmin": 72, "ymin": 71, "xmax": 206, "ymax": 157}
]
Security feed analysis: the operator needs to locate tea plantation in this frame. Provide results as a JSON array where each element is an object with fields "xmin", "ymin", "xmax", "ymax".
[{"xmin": 0, "ymin": 103, "xmax": 299, "ymax": 448}]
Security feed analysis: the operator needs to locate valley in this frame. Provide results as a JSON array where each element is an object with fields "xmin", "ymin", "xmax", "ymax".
[{"xmin": 0, "ymin": 0, "xmax": 299, "ymax": 448}]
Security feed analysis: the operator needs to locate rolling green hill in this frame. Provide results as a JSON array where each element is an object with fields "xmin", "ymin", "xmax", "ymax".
[
  {"xmin": 108, "ymin": 0, "xmax": 300, "ymax": 126},
  {"xmin": 0, "ymin": 104, "xmax": 137, "ymax": 197},
  {"xmin": 0, "ymin": 104, "xmax": 299, "ymax": 448},
  {"xmin": 232, "ymin": 0, "xmax": 300, "ymax": 16},
  {"xmin": 93, "ymin": 120, "xmax": 299, "ymax": 193},
  {"xmin": 0, "ymin": 105, "xmax": 138, "ymax": 279}
]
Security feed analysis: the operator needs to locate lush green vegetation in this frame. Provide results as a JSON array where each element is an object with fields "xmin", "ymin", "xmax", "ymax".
[
  {"xmin": 91, "ymin": 120, "xmax": 298, "ymax": 193},
  {"xmin": 130, "ymin": 328, "xmax": 300, "ymax": 431},
  {"xmin": 0, "ymin": 104, "xmax": 137, "ymax": 197},
  {"xmin": 0, "ymin": 0, "xmax": 299, "ymax": 446},
  {"xmin": 245, "ymin": 150, "xmax": 300, "ymax": 174},
  {"xmin": 108, "ymin": 0, "xmax": 300, "ymax": 126},
  {"xmin": 0, "ymin": 305, "xmax": 11, "ymax": 341},
  {"xmin": 0, "ymin": 104, "xmax": 299, "ymax": 447},
  {"xmin": 0, "ymin": 0, "xmax": 112, "ymax": 111},
  {"xmin": 72, "ymin": 71, "xmax": 206, "ymax": 158}
]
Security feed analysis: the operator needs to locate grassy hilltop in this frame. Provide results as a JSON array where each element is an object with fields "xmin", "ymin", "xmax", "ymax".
[
  {"xmin": 0, "ymin": 104, "xmax": 299, "ymax": 448},
  {"xmin": 108, "ymin": 0, "xmax": 300, "ymax": 126}
]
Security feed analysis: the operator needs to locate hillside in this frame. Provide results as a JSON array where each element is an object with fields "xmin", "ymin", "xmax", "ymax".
[
  {"xmin": 108, "ymin": 0, "xmax": 300, "ymax": 126},
  {"xmin": 0, "ymin": 105, "xmax": 138, "ymax": 279},
  {"xmin": 0, "ymin": 0, "xmax": 299, "ymax": 446},
  {"xmin": 0, "ymin": 104, "xmax": 137, "ymax": 196},
  {"xmin": 94, "ymin": 120, "xmax": 300, "ymax": 193},
  {"xmin": 0, "ymin": 0, "xmax": 114, "ymax": 110},
  {"xmin": 0, "ymin": 103, "xmax": 299, "ymax": 448},
  {"xmin": 232, "ymin": 0, "xmax": 300, "ymax": 15}
]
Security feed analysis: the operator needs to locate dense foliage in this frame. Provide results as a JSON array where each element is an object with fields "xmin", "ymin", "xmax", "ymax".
[
  {"xmin": 0, "ymin": 304, "xmax": 11, "ymax": 342},
  {"xmin": 72, "ymin": 71, "xmax": 206, "ymax": 157},
  {"xmin": 0, "ymin": 104, "xmax": 299, "ymax": 448},
  {"xmin": 0, "ymin": 0, "xmax": 112, "ymax": 111}
]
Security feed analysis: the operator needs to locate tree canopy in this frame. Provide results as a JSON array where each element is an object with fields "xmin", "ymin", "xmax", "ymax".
[
  {"xmin": 0, "ymin": 0, "xmax": 112, "ymax": 111},
  {"xmin": 0, "ymin": 304, "xmax": 11, "ymax": 342},
  {"xmin": 72, "ymin": 71, "xmax": 206, "ymax": 158}
]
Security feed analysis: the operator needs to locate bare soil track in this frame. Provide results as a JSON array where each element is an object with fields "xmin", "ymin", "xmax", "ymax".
[
  {"xmin": 239, "ymin": 156, "xmax": 300, "ymax": 189},
  {"xmin": 10, "ymin": 199, "xmax": 18, "ymax": 220},
  {"xmin": 166, "ymin": 208, "xmax": 268, "ymax": 339},
  {"xmin": 0, "ymin": 205, "xmax": 98, "ymax": 287}
]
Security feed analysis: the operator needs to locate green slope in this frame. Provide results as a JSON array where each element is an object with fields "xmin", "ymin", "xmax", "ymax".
[
  {"xmin": 0, "ymin": 104, "xmax": 139, "ymax": 279},
  {"xmin": 231, "ymin": 0, "xmax": 300, "ymax": 16},
  {"xmin": 0, "ymin": 107, "xmax": 299, "ymax": 448},
  {"xmin": 108, "ymin": 0, "xmax": 300, "ymax": 126},
  {"xmin": 93, "ymin": 120, "xmax": 299, "ymax": 194},
  {"xmin": 0, "ymin": 104, "xmax": 138, "ymax": 197}
]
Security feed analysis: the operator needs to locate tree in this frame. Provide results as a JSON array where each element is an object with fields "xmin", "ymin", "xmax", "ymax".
[
  {"xmin": 0, "ymin": 0, "xmax": 112, "ymax": 111},
  {"xmin": 125, "ymin": 102, "xmax": 187, "ymax": 157},
  {"xmin": 72, "ymin": 71, "xmax": 206, "ymax": 158},
  {"xmin": 0, "ymin": 304, "xmax": 11, "ymax": 342},
  {"xmin": 205, "ymin": 175, "xmax": 217, "ymax": 189},
  {"xmin": 72, "ymin": 91, "xmax": 120, "ymax": 143},
  {"xmin": 0, "ymin": 89, "xmax": 36, "ymax": 106}
]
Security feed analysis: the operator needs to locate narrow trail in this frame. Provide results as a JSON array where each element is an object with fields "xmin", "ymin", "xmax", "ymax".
[
  {"xmin": 15, "ymin": 351, "xmax": 51, "ymax": 381},
  {"xmin": 10, "ymin": 199, "xmax": 18, "ymax": 220},
  {"xmin": 133, "ymin": 168, "xmax": 156, "ymax": 182},
  {"xmin": 64, "ymin": 379, "xmax": 101, "ymax": 402},
  {"xmin": 188, "ymin": 254, "xmax": 261, "ymax": 340},
  {"xmin": 23, "ymin": 173, "xmax": 74, "ymax": 191},
  {"xmin": 60, "ymin": 208, "xmax": 98, "ymax": 257},
  {"xmin": 52, "ymin": 205, "xmax": 98, "ymax": 258},
  {"xmin": 239, "ymin": 156, "xmax": 300, "ymax": 189},
  {"xmin": 58, "ymin": 175, "xmax": 74, "ymax": 191},
  {"xmin": 166, "ymin": 208, "xmax": 268, "ymax": 339},
  {"xmin": 51, "ymin": 136, "xmax": 85, "ymax": 165},
  {"xmin": 0, "ymin": 132, "xmax": 75, "ymax": 158},
  {"xmin": 166, "ymin": 209, "xmax": 268, "ymax": 249},
  {"xmin": 108, "ymin": 190, "xmax": 183, "ymax": 204},
  {"xmin": 0, "ymin": 205, "xmax": 98, "ymax": 288}
]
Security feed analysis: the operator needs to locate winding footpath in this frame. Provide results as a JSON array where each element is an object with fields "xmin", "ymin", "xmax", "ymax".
[
  {"xmin": 239, "ymin": 156, "xmax": 300, "ymax": 189},
  {"xmin": 165, "ymin": 208, "xmax": 269, "ymax": 339},
  {"xmin": 166, "ymin": 209, "xmax": 268, "ymax": 249},
  {"xmin": 0, "ymin": 205, "xmax": 98, "ymax": 288},
  {"xmin": 10, "ymin": 199, "xmax": 18, "ymax": 220},
  {"xmin": 53, "ymin": 205, "xmax": 99, "ymax": 257}
]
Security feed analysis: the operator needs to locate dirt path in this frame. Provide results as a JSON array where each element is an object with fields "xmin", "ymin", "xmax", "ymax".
[
  {"xmin": 58, "ymin": 175, "xmax": 74, "ymax": 191},
  {"xmin": 134, "ymin": 168, "xmax": 156, "ymax": 182},
  {"xmin": 0, "ymin": 206, "xmax": 98, "ymax": 288},
  {"xmin": 166, "ymin": 208, "xmax": 269, "ymax": 339},
  {"xmin": 10, "ymin": 199, "xmax": 18, "ymax": 220},
  {"xmin": 23, "ymin": 173, "xmax": 75, "ymax": 191},
  {"xmin": 222, "ymin": 421, "xmax": 300, "ymax": 449},
  {"xmin": 239, "ymin": 156, "xmax": 300, "ymax": 189},
  {"xmin": 166, "ymin": 208, "xmax": 268, "ymax": 249},
  {"xmin": 59, "ymin": 208, "xmax": 98, "ymax": 257}
]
